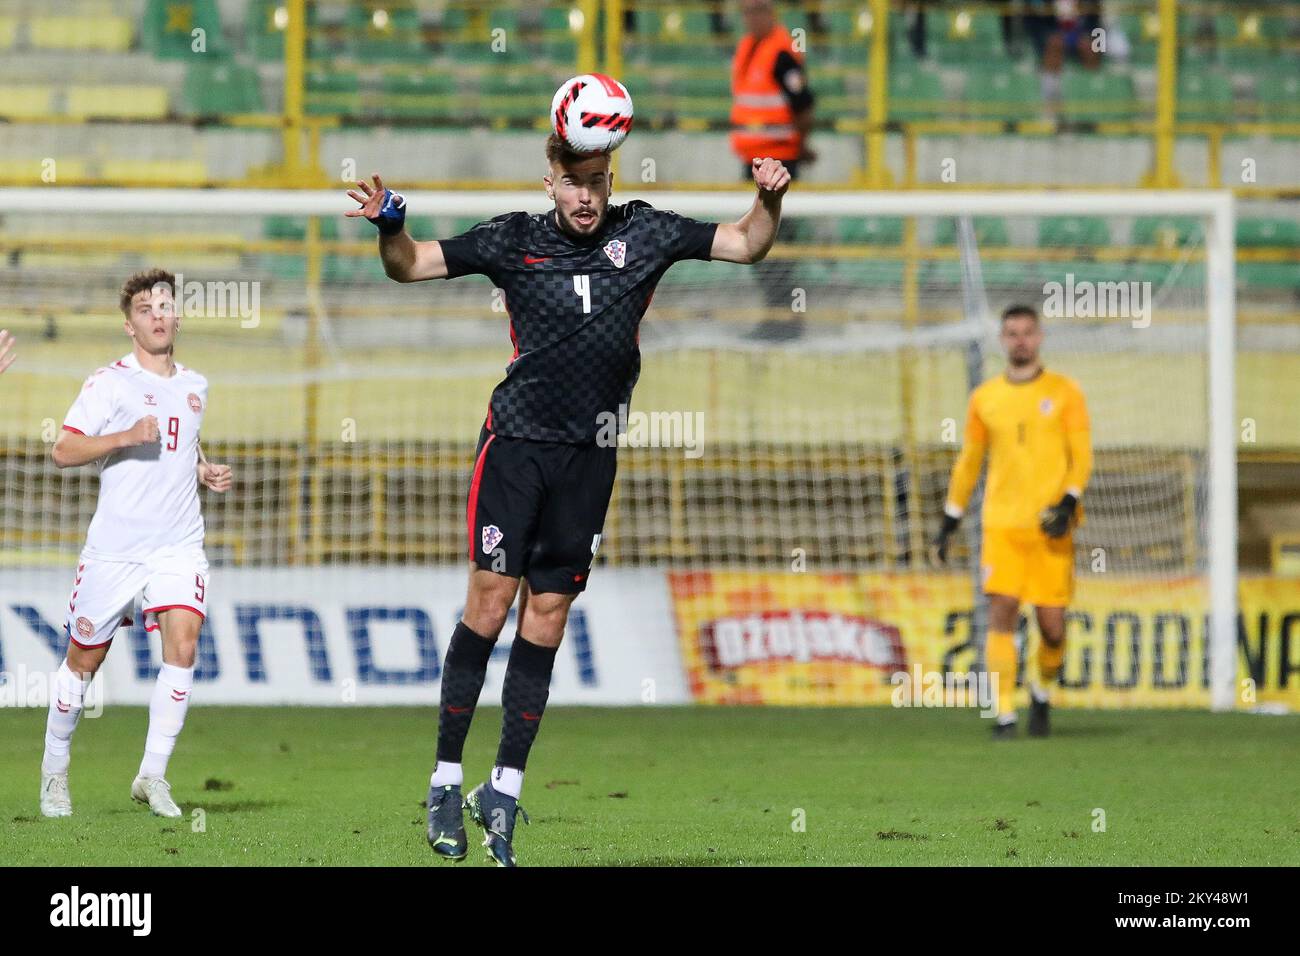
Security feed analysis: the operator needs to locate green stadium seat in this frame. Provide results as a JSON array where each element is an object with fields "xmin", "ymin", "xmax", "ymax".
[
  {"xmin": 1038, "ymin": 217, "xmax": 1110, "ymax": 248},
  {"xmin": 1237, "ymin": 218, "xmax": 1300, "ymax": 248},
  {"xmin": 305, "ymin": 71, "xmax": 360, "ymax": 117},
  {"xmin": 933, "ymin": 217, "xmax": 1010, "ymax": 247},
  {"xmin": 888, "ymin": 65, "xmax": 945, "ymax": 122},
  {"xmin": 142, "ymin": 0, "xmax": 224, "ymax": 57},
  {"xmin": 1254, "ymin": 69, "xmax": 1300, "ymax": 122},
  {"xmin": 1177, "ymin": 71, "xmax": 1234, "ymax": 123},
  {"xmin": 1060, "ymin": 69, "xmax": 1137, "ymax": 123},
  {"xmin": 248, "ymin": 0, "xmax": 320, "ymax": 61},
  {"xmin": 836, "ymin": 217, "xmax": 904, "ymax": 245},
  {"xmin": 376, "ymin": 74, "xmax": 457, "ymax": 120},
  {"xmin": 182, "ymin": 60, "xmax": 264, "ymax": 115},
  {"xmin": 1236, "ymin": 218, "xmax": 1298, "ymax": 291},
  {"xmin": 926, "ymin": 7, "xmax": 1003, "ymax": 64},
  {"xmin": 345, "ymin": 6, "xmax": 425, "ymax": 63},
  {"xmin": 1131, "ymin": 216, "xmax": 1202, "ymax": 248},
  {"xmin": 962, "ymin": 67, "xmax": 1041, "ymax": 120}
]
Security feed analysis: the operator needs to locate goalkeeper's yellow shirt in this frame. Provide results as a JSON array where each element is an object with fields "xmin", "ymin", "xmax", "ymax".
[{"xmin": 945, "ymin": 368, "xmax": 1093, "ymax": 531}]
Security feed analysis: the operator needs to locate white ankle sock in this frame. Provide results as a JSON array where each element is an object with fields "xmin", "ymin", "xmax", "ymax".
[
  {"xmin": 139, "ymin": 663, "xmax": 194, "ymax": 779},
  {"xmin": 492, "ymin": 766, "xmax": 524, "ymax": 799},
  {"xmin": 42, "ymin": 661, "xmax": 88, "ymax": 775},
  {"xmin": 430, "ymin": 761, "xmax": 463, "ymax": 787}
]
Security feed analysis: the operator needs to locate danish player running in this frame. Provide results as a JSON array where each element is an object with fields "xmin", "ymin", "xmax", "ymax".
[
  {"xmin": 348, "ymin": 135, "xmax": 790, "ymax": 865},
  {"xmin": 930, "ymin": 305, "xmax": 1093, "ymax": 739},
  {"xmin": 40, "ymin": 269, "xmax": 232, "ymax": 819}
]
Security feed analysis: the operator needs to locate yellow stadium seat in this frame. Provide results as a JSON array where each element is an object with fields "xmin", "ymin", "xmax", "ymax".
[
  {"xmin": 65, "ymin": 86, "xmax": 169, "ymax": 119},
  {"xmin": 0, "ymin": 86, "xmax": 55, "ymax": 119},
  {"xmin": 0, "ymin": 158, "xmax": 88, "ymax": 184},
  {"xmin": 0, "ymin": 17, "xmax": 18, "ymax": 49},
  {"xmin": 100, "ymin": 159, "xmax": 209, "ymax": 185},
  {"xmin": 29, "ymin": 15, "xmax": 134, "ymax": 51}
]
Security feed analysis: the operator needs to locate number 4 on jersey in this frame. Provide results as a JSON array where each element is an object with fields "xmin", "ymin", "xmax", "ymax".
[{"xmin": 572, "ymin": 274, "xmax": 591, "ymax": 314}]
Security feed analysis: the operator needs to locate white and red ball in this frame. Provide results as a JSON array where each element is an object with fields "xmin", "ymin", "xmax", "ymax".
[{"xmin": 550, "ymin": 74, "xmax": 634, "ymax": 154}]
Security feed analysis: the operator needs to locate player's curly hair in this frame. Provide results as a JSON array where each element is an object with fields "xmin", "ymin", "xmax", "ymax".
[
  {"xmin": 119, "ymin": 268, "xmax": 176, "ymax": 315},
  {"xmin": 545, "ymin": 132, "xmax": 607, "ymax": 167}
]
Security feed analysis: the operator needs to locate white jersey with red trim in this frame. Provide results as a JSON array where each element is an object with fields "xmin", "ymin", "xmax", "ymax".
[{"xmin": 62, "ymin": 352, "xmax": 209, "ymax": 562}]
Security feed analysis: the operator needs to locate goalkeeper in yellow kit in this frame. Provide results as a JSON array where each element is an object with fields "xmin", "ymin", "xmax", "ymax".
[{"xmin": 930, "ymin": 305, "xmax": 1093, "ymax": 739}]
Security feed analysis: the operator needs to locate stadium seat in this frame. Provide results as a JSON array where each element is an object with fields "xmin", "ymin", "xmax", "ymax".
[
  {"xmin": 1253, "ymin": 68, "xmax": 1300, "ymax": 122},
  {"xmin": 142, "ymin": 0, "xmax": 223, "ymax": 58},
  {"xmin": 835, "ymin": 217, "xmax": 904, "ymax": 246},
  {"xmin": 888, "ymin": 64, "xmax": 945, "ymax": 122},
  {"xmin": 1115, "ymin": 12, "xmax": 1160, "ymax": 66},
  {"xmin": 182, "ymin": 60, "xmax": 264, "ymax": 116},
  {"xmin": 248, "ymin": 0, "xmax": 319, "ymax": 61},
  {"xmin": 962, "ymin": 67, "xmax": 1042, "ymax": 121},
  {"xmin": 1237, "ymin": 218, "xmax": 1300, "ymax": 291},
  {"xmin": 0, "ymin": 158, "xmax": 87, "ymax": 183},
  {"xmin": 1177, "ymin": 71, "xmax": 1234, "ymax": 123},
  {"xmin": 65, "ymin": 86, "xmax": 169, "ymax": 120},
  {"xmin": 345, "ymin": 6, "xmax": 425, "ymax": 63},
  {"xmin": 100, "ymin": 160, "xmax": 209, "ymax": 186},
  {"xmin": 927, "ymin": 6, "xmax": 1004, "ymax": 64},
  {"xmin": 1131, "ymin": 216, "xmax": 1202, "ymax": 248},
  {"xmin": 1060, "ymin": 69, "xmax": 1137, "ymax": 123},
  {"xmin": 29, "ymin": 15, "xmax": 134, "ymax": 51},
  {"xmin": 1038, "ymin": 217, "xmax": 1111, "ymax": 248},
  {"xmin": 305, "ymin": 71, "xmax": 360, "ymax": 117},
  {"xmin": 0, "ymin": 16, "xmax": 17, "ymax": 49},
  {"xmin": 377, "ymin": 74, "xmax": 457, "ymax": 120},
  {"xmin": 0, "ymin": 86, "xmax": 55, "ymax": 120},
  {"xmin": 933, "ymin": 217, "xmax": 1010, "ymax": 247}
]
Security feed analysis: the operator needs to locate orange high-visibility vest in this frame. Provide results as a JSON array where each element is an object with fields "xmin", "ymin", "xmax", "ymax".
[{"xmin": 730, "ymin": 26, "xmax": 803, "ymax": 162}]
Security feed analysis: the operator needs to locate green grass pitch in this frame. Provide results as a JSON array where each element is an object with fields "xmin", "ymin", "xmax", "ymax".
[{"xmin": 3, "ymin": 706, "xmax": 1298, "ymax": 866}]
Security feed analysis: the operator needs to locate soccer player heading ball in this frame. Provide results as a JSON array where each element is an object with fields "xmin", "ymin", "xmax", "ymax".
[
  {"xmin": 930, "ymin": 305, "xmax": 1093, "ymax": 739},
  {"xmin": 40, "ymin": 270, "xmax": 233, "ymax": 820},
  {"xmin": 347, "ymin": 113, "xmax": 791, "ymax": 866}
]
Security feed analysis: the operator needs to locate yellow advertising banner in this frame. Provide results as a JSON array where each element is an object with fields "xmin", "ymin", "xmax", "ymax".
[{"xmin": 668, "ymin": 572, "xmax": 1300, "ymax": 709}]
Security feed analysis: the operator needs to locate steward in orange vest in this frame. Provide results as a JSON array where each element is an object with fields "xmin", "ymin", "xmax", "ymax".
[{"xmin": 730, "ymin": 3, "xmax": 815, "ymax": 168}]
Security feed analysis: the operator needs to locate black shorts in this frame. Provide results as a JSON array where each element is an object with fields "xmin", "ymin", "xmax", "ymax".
[{"xmin": 465, "ymin": 426, "xmax": 617, "ymax": 594}]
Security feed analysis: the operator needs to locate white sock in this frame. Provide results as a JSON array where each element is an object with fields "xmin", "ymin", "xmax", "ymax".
[
  {"xmin": 430, "ymin": 761, "xmax": 463, "ymax": 788},
  {"xmin": 42, "ymin": 661, "xmax": 88, "ymax": 775},
  {"xmin": 138, "ymin": 663, "xmax": 194, "ymax": 779},
  {"xmin": 997, "ymin": 711, "xmax": 1018, "ymax": 726},
  {"xmin": 1030, "ymin": 681, "xmax": 1051, "ymax": 704},
  {"xmin": 491, "ymin": 766, "xmax": 524, "ymax": 799}
]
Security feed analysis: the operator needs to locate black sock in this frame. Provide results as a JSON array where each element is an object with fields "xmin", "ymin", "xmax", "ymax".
[
  {"xmin": 435, "ymin": 621, "xmax": 496, "ymax": 765},
  {"xmin": 495, "ymin": 634, "xmax": 558, "ymax": 772}
]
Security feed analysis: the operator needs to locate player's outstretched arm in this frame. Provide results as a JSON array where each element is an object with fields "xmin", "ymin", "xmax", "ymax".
[
  {"xmin": 346, "ymin": 174, "xmax": 449, "ymax": 282},
  {"xmin": 710, "ymin": 157, "xmax": 792, "ymax": 264},
  {"xmin": 52, "ymin": 415, "xmax": 159, "ymax": 469},
  {"xmin": 0, "ymin": 329, "xmax": 15, "ymax": 374}
]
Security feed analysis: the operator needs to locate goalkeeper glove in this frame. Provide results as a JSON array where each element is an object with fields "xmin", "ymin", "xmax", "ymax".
[
  {"xmin": 927, "ymin": 513, "xmax": 961, "ymax": 567},
  {"xmin": 1039, "ymin": 493, "xmax": 1078, "ymax": 538},
  {"xmin": 367, "ymin": 188, "xmax": 407, "ymax": 236}
]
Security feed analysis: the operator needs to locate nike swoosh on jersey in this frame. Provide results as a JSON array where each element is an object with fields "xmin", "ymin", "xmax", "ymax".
[{"xmin": 523, "ymin": 255, "xmax": 551, "ymax": 264}]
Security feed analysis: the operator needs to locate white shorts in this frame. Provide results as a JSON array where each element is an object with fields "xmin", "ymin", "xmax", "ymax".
[{"xmin": 66, "ymin": 550, "xmax": 210, "ymax": 649}]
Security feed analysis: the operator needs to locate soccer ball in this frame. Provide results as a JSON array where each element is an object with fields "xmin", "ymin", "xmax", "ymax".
[{"xmin": 550, "ymin": 74, "xmax": 634, "ymax": 155}]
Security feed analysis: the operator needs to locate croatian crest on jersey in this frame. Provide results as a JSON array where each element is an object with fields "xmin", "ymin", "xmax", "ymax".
[
  {"xmin": 481, "ymin": 524, "xmax": 504, "ymax": 554},
  {"xmin": 1039, "ymin": 398, "xmax": 1053, "ymax": 415},
  {"xmin": 603, "ymin": 239, "xmax": 626, "ymax": 268},
  {"xmin": 188, "ymin": 393, "xmax": 203, "ymax": 414}
]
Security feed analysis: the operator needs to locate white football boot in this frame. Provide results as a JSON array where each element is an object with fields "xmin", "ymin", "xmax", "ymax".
[
  {"xmin": 40, "ymin": 772, "xmax": 73, "ymax": 818},
  {"xmin": 131, "ymin": 775, "xmax": 182, "ymax": 818}
]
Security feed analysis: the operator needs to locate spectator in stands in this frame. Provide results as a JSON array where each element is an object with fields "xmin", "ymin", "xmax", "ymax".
[
  {"xmin": 1025, "ymin": 0, "xmax": 1103, "ymax": 94},
  {"xmin": 730, "ymin": 0, "xmax": 816, "ymax": 340}
]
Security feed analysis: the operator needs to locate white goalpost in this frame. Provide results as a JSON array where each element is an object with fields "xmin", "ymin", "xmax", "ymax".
[{"xmin": 0, "ymin": 187, "xmax": 1237, "ymax": 711}]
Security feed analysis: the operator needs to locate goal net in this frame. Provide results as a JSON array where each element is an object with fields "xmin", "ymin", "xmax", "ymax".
[{"xmin": 0, "ymin": 188, "xmax": 1237, "ymax": 710}]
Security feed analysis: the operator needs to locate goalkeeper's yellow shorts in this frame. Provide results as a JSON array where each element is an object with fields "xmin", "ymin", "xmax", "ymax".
[{"xmin": 980, "ymin": 526, "xmax": 1074, "ymax": 608}]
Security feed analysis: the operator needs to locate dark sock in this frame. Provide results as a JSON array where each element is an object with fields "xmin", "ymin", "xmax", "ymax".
[
  {"xmin": 435, "ymin": 621, "xmax": 496, "ymax": 764},
  {"xmin": 495, "ymin": 634, "xmax": 558, "ymax": 771}
]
